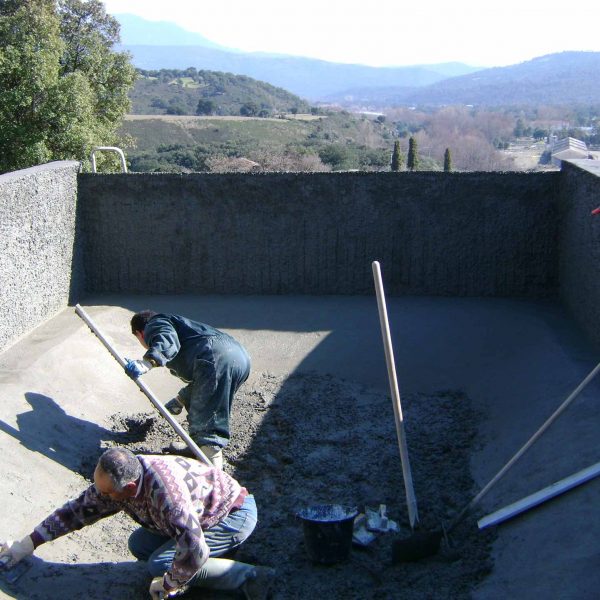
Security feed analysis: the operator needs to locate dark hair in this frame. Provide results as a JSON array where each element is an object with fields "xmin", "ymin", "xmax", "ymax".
[
  {"xmin": 130, "ymin": 310, "xmax": 157, "ymax": 335},
  {"xmin": 98, "ymin": 447, "xmax": 142, "ymax": 491}
]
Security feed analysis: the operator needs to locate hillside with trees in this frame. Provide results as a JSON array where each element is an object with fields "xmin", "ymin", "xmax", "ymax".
[
  {"xmin": 121, "ymin": 110, "xmax": 407, "ymax": 173},
  {"xmin": 121, "ymin": 98, "xmax": 600, "ymax": 174},
  {"xmin": 120, "ymin": 105, "xmax": 547, "ymax": 173},
  {"xmin": 0, "ymin": 0, "xmax": 135, "ymax": 174},
  {"xmin": 131, "ymin": 68, "xmax": 311, "ymax": 117},
  {"xmin": 3, "ymin": 5, "xmax": 596, "ymax": 176}
]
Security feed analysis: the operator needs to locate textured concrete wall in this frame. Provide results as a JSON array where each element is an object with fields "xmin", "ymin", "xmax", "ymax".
[
  {"xmin": 0, "ymin": 161, "xmax": 82, "ymax": 351},
  {"xmin": 7, "ymin": 163, "xmax": 600, "ymax": 351},
  {"xmin": 558, "ymin": 160, "xmax": 600, "ymax": 347},
  {"xmin": 78, "ymin": 171, "xmax": 560, "ymax": 297}
]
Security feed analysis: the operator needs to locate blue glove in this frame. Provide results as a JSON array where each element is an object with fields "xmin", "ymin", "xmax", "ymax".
[{"xmin": 124, "ymin": 359, "xmax": 152, "ymax": 380}]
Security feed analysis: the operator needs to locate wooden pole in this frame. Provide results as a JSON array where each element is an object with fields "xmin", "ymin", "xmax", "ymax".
[{"xmin": 372, "ymin": 261, "xmax": 419, "ymax": 529}]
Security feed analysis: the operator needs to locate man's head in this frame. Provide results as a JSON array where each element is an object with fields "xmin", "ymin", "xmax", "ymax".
[
  {"xmin": 130, "ymin": 310, "xmax": 157, "ymax": 348},
  {"xmin": 94, "ymin": 447, "xmax": 142, "ymax": 501}
]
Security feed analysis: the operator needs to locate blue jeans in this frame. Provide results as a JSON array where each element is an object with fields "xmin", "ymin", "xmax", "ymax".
[
  {"xmin": 128, "ymin": 495, "xmax": 257, "ymax": 590},
  {"xmin": 178, "ymin": 334, "xmax": 251, "ymax": 449}
]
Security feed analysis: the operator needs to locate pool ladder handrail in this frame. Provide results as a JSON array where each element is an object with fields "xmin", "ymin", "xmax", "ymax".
[{"xmin": 90, "ymin": 146, "xmax": 128, "ymax": 173}]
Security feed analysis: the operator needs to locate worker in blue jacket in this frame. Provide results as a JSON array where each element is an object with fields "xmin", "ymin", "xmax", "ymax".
[{"xmin": 125, "ymin": 310, "xmax": 251, "ymax": 469}]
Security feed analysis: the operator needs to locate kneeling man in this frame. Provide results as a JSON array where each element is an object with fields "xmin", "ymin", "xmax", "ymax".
[{"xmin": 0, "ymin": 447, "xmax": 274, "ymax": 599}]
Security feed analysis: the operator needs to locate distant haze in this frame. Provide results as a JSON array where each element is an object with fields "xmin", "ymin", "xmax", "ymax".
[{"xmin": 103, "ymin": 0, "xmax": 600, "ymax": 67}]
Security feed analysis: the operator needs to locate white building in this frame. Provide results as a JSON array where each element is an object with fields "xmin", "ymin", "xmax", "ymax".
[{"xmin": 550, "ymin": 137, "xmax": 592, "ymax": 167}]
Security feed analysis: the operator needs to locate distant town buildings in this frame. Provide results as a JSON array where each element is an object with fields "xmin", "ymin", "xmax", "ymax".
[{"xmin": 548, "ymin": 136, "xmax": 596, "ymax": 167}]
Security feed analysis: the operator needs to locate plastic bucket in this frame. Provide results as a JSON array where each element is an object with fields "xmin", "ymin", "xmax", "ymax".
[{"xmin": 297, "ymin": 504, "xmax": 358, "ymax": 565}]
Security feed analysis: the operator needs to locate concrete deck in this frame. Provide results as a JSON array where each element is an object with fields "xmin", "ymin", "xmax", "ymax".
[{"xmin": 1, "ymin": 295, "xmax": 598, "ymax": 599}]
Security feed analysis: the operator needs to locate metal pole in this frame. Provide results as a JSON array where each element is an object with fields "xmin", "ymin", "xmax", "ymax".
[
  {"xmin": 89, "ymin": 146, "xmax": 128, "ymax": 173},
  {"xmin": 75, "ymin": 304, "xmax": 213, "ymax": 466}
]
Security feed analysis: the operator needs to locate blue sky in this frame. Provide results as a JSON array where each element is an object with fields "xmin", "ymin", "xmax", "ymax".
[{"xmin": 103, "ymin": 0, "xmax": 600, "ymax": 68}]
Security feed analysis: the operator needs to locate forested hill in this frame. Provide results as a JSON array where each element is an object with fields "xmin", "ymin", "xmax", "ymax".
[
  {"xmin": 329, "ymin": 52, "xmax": 600, "ymax": 108},
  {"xmin": 130, "ymin": 68, "xmax": 311, "ymax": 116}
]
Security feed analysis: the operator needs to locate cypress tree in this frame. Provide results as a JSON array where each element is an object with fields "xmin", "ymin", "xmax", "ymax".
[
  {"xmin": 391, "ymin": 141, "xmax": 402, "ymax": 171},
  {"xmin": 407, "ymin": 136, "xmax": 419, "ymax": 171},
  {"xmin": 444, "ymin": 148, "xmax": 453, "ymax": 172}
]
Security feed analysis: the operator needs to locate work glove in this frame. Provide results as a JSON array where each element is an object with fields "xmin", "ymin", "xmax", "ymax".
[
  {"xmin": 149, "ymin": 576, "xmax": 186, "ymax": 599},
  {"xmin": 0, "ymin": 536, "xmax": 34, "ymax": 569},
  {"xmin": 125, "ymin": 358, "xmax": 152, "ymax": 380},
  {"xmin": 165, "ymin": 397, "xmax": 184, "ymax": 415},
  {"xmin": 149, "ymin": 576, "xmax": 168, "ymax": 599}
]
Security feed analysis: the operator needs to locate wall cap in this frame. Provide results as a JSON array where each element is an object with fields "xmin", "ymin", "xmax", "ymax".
[
  {"xmin": 562, "ymin": 159, "xmax": 600, "ymax": 178},
  {"xmin": 0, "ymin": 161, "xmax": 80, "ymax": 183}
]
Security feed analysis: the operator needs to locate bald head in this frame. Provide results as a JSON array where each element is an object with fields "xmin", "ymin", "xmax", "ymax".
[{"xmin": 97, "ymin": 447, "xmax": 142, "ymax": 492}]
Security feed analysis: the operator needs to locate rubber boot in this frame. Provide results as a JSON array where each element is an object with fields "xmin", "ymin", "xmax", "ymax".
[
  {"xmin": 240, "ymin": 566, "xmax": 277, "ymax": 600},
  {"xmin": 201, "ymin": 445, "xmax": 223, "ymax": 470},
  {"xmin": 168, "ymin": 441, "xmax": 223, "ymax": 469},
  {"xmin": 165, "ymin": 397, "xmax": 185, "ymax": 415}
]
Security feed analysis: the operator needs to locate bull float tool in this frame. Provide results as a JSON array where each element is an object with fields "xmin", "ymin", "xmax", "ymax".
[
  {"xmin": 372, "ymin": 261, "xmax": 420, "ymax": 530},
  {"xmin": 75, "ymin": 304, "xmax": 213, "ymax": 466},
  {"xmin": 392, "ymin": 355, "xmax": 600, "ymax": 562}
]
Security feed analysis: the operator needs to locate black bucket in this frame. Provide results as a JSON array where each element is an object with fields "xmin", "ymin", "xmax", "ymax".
[{"xmin": 297, "ymin": 504, "xmax": 358, "ymax": 565}]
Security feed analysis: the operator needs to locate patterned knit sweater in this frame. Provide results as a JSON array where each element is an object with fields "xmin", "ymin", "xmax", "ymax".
[{"xmin": 29, "ymin": 455, "xmax": 247, "ymax": 590}]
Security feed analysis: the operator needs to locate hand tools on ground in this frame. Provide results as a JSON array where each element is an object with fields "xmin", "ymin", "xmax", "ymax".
[
  {"xmin": 372, "ymin": 261, "xmax": 419, "ymax": 530},
  {"xmin": 478, "ymin": 460, "xmax": 600, "ymax": 529},
  {"xmin": 393, "ymin": 357, "xmax": 600, "ymax": 561},
  {"xmin": 75, "ymin": 304, "xmax": 213, "ymax": 466}
]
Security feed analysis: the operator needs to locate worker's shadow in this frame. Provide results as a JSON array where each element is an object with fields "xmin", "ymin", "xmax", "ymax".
[
  {"xmin": 0, "ymin": 557, "xmax": 148, "ymax": 599},
  {"xmin": 0, "ymin": 392, "xmax": 152, "ymax": 479},
  {"xmin": 0, "ymin": 556, "xmax": 234, "ymax": 599}
]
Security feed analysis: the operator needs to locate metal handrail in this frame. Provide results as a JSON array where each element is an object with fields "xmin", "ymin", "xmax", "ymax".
[{"xmin": 90, "ymin": 146, "xmax": 128, "ymax": 173}]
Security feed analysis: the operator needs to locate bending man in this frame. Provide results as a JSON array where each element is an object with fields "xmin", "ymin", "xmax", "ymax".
[
  {"xmin": 0, "ymin": 447, "xmax": 274, "ymax": 599},
  {"xmin": 125, "ymin": 310, "xmax": 251, "ymax": 468}
]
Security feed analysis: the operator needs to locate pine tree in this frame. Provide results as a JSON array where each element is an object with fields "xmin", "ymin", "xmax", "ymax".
[
  {"xmin": 391, "ymin": 141, "xmax": 403, "ymax": 171},
  {"xmin": 407, "ymin": 136, "xmax": 419, "ymax": 171},
  {"xmin": 444, "ymin": 148, "xmax": 453, "ymax": 172}
]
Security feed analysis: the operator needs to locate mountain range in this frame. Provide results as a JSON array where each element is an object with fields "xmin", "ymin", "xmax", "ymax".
[
  {"xmin": 334, "ymin": 51, "xmax": 600, "ymax": 108},
  {"xmin": 114, "ymin": 14, "xmax": 600, "ymax": 107},
  {"xmin": 114, "ymin": 14, "xmax": 479, "ymax": 100}
]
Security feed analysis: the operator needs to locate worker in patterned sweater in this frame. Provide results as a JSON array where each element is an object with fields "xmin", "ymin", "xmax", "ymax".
[
  {"xmin": 0, "ymin": 447, "xmax": 274, "ymax": 599},
  {"xmin": 125, "ymin": 310, "xmax": 251, "ymax": 469}
]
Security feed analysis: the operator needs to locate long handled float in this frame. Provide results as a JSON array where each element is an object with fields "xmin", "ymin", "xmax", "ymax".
[{"xmin": 75, "ymin": 304, "xmax": 213, "ymax": 466}]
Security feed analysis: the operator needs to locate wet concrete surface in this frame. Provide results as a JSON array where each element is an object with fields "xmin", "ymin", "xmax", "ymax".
[{"xmin": 0, "ymin": 294, "xmax": 598, "ymax": 599}]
